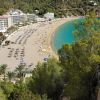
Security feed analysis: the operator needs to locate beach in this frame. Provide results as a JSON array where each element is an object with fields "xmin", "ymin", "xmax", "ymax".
[{"xmin": 0, "ymin": 17, "xmax": 78, "ymax": 71}]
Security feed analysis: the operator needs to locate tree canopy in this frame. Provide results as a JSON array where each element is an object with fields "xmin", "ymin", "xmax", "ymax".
[
  {"xmin": 0, "ymin": 12, "xmax": 100, "ymax": 100},
  {"xmin": 58, "ymin": 12, "xmax": 100, "ymax": 100},
  {"xmin": 0, "ymin": 0, "xmax": 100, "ymax": 17}
]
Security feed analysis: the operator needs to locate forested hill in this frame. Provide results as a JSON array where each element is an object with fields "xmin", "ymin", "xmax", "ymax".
[{"xmin": 0, "ymin": 0, "xmax": 100, "ymax": 17}]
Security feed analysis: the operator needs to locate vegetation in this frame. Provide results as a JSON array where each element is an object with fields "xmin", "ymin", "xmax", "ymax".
[
  {"xmin": 7, "ymin": 26, "xmax": 18, "ymax": 35},
  {"xmin": 0, "ymin": 33, "xmax": 6, "ymax": 45},
  {"xmin": 0, "ymin": 12, "xmax": 100, "ymax": 100},
  {"xmin": 0, "ymin": 0, "xmax": 13, "ymax": 15},
  {"xmin": 28, "ymin": 58, "xmax": 63, "ymax": 100},
  {"xmin": 58, "ymin": 12, "xmax": 100, "ymax": 100},
  {"xmin": 0, "ymin": 0, "xmax": 100, "ymax": 17}
]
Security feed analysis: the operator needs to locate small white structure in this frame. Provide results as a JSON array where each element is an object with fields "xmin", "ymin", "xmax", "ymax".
[
  {"xmin": 35, "ymin": 17, "xmax": 46, "ymax": 22},
  {"xmin": 25, "ymin": 73, "xmax": 32, "ymax": 78},
  {"xmin": 35, "ymin": 10, "xmax": 39, "ymax": 14},
  {"xmin": 0, "ymin": 15, "xmax": 12, "ymax": 32},
  {"xmin": 89, "ymin": 0, "xmax": 94, "ymax": 3},
  {"xmin": 44, "ymin": 12, "xmax": 54, "ymax": 20},
  {"xmin": 27, "ymin": 13, "xmax": 37, "ymax": 22},
  {"xmin": 9, "ymin": 9, "xmax": 23, "ymax": 15},
  {"xmin": 93, "ymin": 2, "xmax": 97, "ymax": 6},
  {"xmin": 89, "ymin": 0, "xmax": 97, "ymax": 6}
]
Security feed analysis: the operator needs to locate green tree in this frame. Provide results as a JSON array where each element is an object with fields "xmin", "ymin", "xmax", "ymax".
[
  {"xmin": 28, "ymin": 58, "xmax": 63, "ymax": 100},
  {"xmin": 58, "ymin": 12, "xmax": 100, "ymax": 100},
  {"xmin": 8, "ymin": 81, "xmax": 48, "ymax": 100},
  {"xmin": 0, "ymin": 8, "xmax": 6, "ymax": 15},
  {"xmin": 0, "ymin": 81, "xmax": 14, "ymax": 98},
  {"xmin": 0, "ymin": 64, "xmax": 7, "ymax": 81},
  {"xmin": 7, "ymin": 72, "xmax": 15, "ymax": 82},
  {"xmin": 15, "ymin": 65, "xmax": 25, "ymax": 79}
]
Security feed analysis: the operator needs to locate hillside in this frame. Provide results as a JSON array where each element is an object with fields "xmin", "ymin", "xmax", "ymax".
[{"xmin": 0, "ymin": 0, "xmax": 100, "ymax": 17}]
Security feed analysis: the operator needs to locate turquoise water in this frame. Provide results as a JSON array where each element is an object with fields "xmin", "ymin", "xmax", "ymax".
[
  {"xmin": 53, "ymin": 19, "xmax": 78, "ymax": 51},
  {"xmin": 53, "ymin": 18, "xmax": 100, "ymax": 51}
]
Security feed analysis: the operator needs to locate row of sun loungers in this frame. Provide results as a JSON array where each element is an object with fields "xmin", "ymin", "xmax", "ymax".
[
  {"xmin": 14, "ymin": 29, "xmax": 37, "ymax": 45},
  {"xmin": 7, "ymin": 48, "xmax": 25, "ymax": 59}
]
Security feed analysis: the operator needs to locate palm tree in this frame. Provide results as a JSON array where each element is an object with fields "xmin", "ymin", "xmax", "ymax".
[
  {"xmin": 0, "ymin": 64, "xmax": 7, "ymax": 81},
  {"xmin": 15, "ymin": 65, "xmax": 25, "ymax": 79},
  {"xmin": 7, "ymin": 71, "xmax": 15, "ymax": 81}
]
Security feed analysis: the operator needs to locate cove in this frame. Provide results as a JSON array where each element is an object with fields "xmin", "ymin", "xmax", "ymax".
[
  {"xmin": 52, "ymin": 19, "xmax": 80, "ymax": 51},
  {"xmin": 52, "ymin": 18, "xmax": 100, "ymax": 52}
]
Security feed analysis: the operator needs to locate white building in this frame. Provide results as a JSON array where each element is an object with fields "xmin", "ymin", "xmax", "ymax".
[
  {"xmin": 27, "ymin": 13, "xmax": 38, "ymax": 22},
  {"xmin": 0, "ymin": 10, "xmax": 55, "ymax": 33},
  {"xmin": 10, "ymin": 9, "xmax": 27, "ymax": 25},
  {"xmin": 44, "ymin": 12, "xmax": 54, "ymax": 20},
  {"xmin": 0, "ymin": 15, "xmax": 12, "ymax": 32},
  {"xmin": 11, "ymin": 14, "xmax": 27, "ymax": 25},
  {"xmin": 10, "ymin": 9, "xmax": 38, "ymax": 24},
  {"xmin": 35, "ymin": 17, "xmax": 46, "ymax": 22}
]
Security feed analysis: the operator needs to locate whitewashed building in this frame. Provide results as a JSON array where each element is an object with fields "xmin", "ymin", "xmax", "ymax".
[
  {"xmin": 0, "ymin": 9, "xmax": 55, "ymax": 33},
  {"xmin": 11, "ymin": 14, "xmax": 27, "ymax": 25},
  {"xmin": 10, "ymin": 9, "xmax": 27, "ymax": 25},
  {"xmin": 44, "ymin": 12, "xmax": 54, "ymax": 20},
  {"xmin": 0, "ymin": 15, "xmax": 12, "ymax": 32},
  {"xmin": 35, "ymin": 17, "xmax": 46, "ymax": 22},
  {"xmin": 10, "ymin": 9, "xmax": 38, "ymax": 24},
  {"xmin": 27, "ymin": 13, "xmax": 38, "ymax": 22}
]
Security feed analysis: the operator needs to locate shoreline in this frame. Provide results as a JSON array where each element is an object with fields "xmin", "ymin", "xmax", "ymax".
[
  {"xmin": 49, "ymin": 17, "xmax": 79, "ymax": 58},
  {"xmin": 0, "ymin": 17, "xmax": 79, "ymax": 71}
]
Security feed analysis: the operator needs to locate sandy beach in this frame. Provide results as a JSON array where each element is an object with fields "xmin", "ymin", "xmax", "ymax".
[{"xmin": 0, "ymin": 17, "xmax": 78, "ymax": 71}]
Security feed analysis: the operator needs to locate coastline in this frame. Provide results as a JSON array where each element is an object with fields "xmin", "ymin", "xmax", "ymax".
[
  {"xmin": 0, "ymin": 17, "xmax": 79, "ymax": 71},
  {"xmin": 49, "ymin": 17, "xmax": 79, "ymax": 58}
]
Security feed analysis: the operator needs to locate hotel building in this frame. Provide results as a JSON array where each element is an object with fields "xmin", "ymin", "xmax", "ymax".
[{"xmin": 0, "ymin": 15, "xmax": 12, "ymax": 32}]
